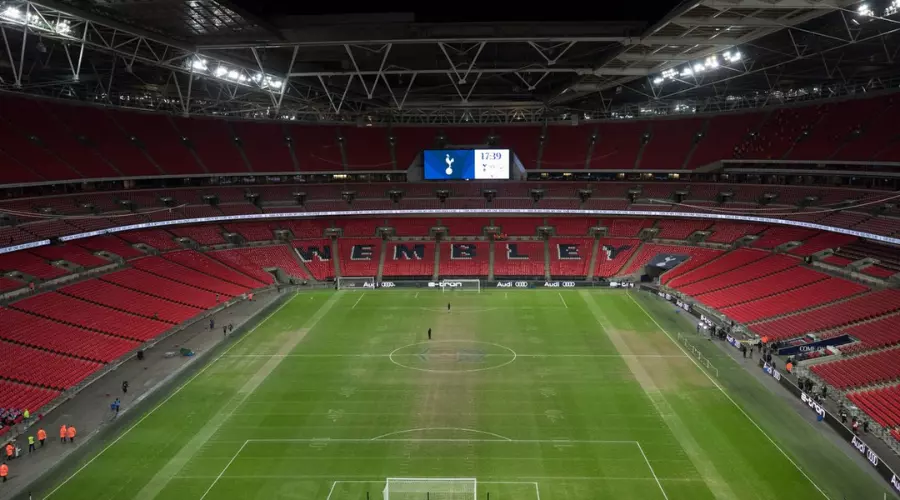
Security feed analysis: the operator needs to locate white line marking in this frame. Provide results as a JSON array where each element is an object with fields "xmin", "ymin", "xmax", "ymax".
[
  {"xmin": 173, "ymin": 474, "xmax": 703, "ymax": 483},
  {"xmin": 43, "ymin": 293, "xmax": 300, "ymax": 499},
  {"xmin": 636, "ymin": 441, "xmax": 669, "ymax": 500},
  {"xmin": 558, "ymin": 292, "xmax": 568, "ymax": 309},
  {"xmin": 246, "ymin": 438, "xmax": 639, "ymax": 445},
  {"xmin": 224, "ymin": 353, "xmax": 685, "ymax": 359},
  {"xmin": 351, "ymin": 294, "xmax": 364, "ymax": 309},
  {"xmin": 626, "ymin": 291, "xmax": 829, "ymax": 500},
  {"xmin": 534, "ymin": 481, "xmax": 541, "ymax": 500},
  {"xmin": 370, "ymin": 427, "xmax": 513, "ymax": 442},
  {"xmin": 325, "ymin": 480, "xmax": 338, "ymax": 500},
  {"xmin": 414, "ymin": 292, "xmax": 419, "ymax": 298},
  {"xmin": 199, "ymin": 440, "xmax": 248, "ymax": 500}
]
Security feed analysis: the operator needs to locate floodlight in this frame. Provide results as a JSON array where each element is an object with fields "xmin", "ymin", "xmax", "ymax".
[
  {"xmin": 214, "ymin": 66, "xmax": 227, "ymax": 77},
  {"xmin": 2, "ymin": 7, "xmax": 21, "ymax": 19},
  {"xmin": 858, "ymin": 3, "xmax": 874, "ymax": 16},
  {"xmin": 227, "ymin": 70, "xmax": 239, "ymax": 79},
  {"xmin": 652, "ymin": 77, "xmax": 663, "ymax": 85}
]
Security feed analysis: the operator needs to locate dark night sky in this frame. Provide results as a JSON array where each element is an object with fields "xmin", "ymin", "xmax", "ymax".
[{"xmin": 229, "ymin": 0, "xmax": 686, "ymax": 24}]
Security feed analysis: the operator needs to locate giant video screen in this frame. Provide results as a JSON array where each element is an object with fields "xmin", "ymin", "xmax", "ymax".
[{"xmin": 423, "ymin": 149, "xmax": 510, "ymax": 180}]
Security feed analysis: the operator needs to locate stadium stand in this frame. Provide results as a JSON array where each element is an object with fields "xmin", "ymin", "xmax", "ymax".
[
  {"xmin": 493, "ymin": 241, "xmax": 545, "ymax": 277},
  {"xmin": 383, "ymin": 242, "xmax": 436, "ymax": 277},
  {"xmin": 0, "ymin": 341, "xmax": 102, "ymax": 390},
  {"xmin": 291, "ymin": 240, "xmax": 335, "ymax": 281},
  {"xmin": 812, "ymin": 348, "xmax": 900, "ymax": 390},
  {"xmin": 438, "ymin": 242, "xmax": 490, "ymax": 277},
  {"xmin": 549, "ymin": 238, "xmax": 593, "ymax": 277}
]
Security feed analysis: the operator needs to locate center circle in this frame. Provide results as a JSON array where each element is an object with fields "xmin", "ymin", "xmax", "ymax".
[{"xmin": 389, "ymin": 340, "xmax": 517, "ymax": 373}]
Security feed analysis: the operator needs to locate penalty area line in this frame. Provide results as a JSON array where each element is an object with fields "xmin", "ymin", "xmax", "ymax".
[
  {"xmin": 199, "ymin": 440, "xmax": 249, "ymax": 500},
  {"xmin": 636, "ymin": 441, "xmax": 668, "ymax": 500},
  {"xmin": 558, "ymin": 292, "xmax": 568, "ymax": 309},
  {"xmin": 626, "ymin": 291, "xmax": 830, "ymax": 500},
  {"xmin": 351, "ymin": 294, "xmax": 364, "ymax": 309}
]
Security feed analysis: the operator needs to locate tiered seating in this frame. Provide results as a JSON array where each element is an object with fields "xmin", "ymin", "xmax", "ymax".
[
  {"xmin": 282, "ymin": 220, "xmax": 329, "ymax": 239},
  {"xmin": 497, "ymin": 127, "xmax": 540, "ymax": 170},
  {"xmin": 172, "ymin": 116, "xmax": 248, "ymax": 173},
  {"xmin": 823, "ymin": 255, "xmax": 854, "ymax": 266},
  {"xmin": 288, "ymin": 124, "xmax": 342, "ymax": 171},
  {"xmin": 382, "ymin": 242, "xmax": 435, "ymax": 277},
  {"xmin": 102, "ymin": 268, "xmax": 223, "ymax": 309},
  {"xmin": 789, "ymin": 232, "xmax": 857, "ymax": 256},
  {"xmin": 0, "ymin": 380, "xmax": 59, "ymax": 416},
  {"xmin": 723, "ymin": 278, "xmax": 868, "ymax": 324},
  {"xmin": 0, "ymin": 252, "xmax": 67, "ymax": 279},
  {"xmin": 687, "ymin": 113, "xmax": 762, "ymax": 168},
  {"xmin": 0, "ymin": 341, "xmax": 103, "ymax": 389},
  {"xmin": 493, "ymin": 242, "xmax": 545, "ymax": 277},
  {"xmin": 751, "ymin": 289, "xmax": 900, "ymax": 341},
  {"xmin": 591, "ymin": 122, "xmax": 646, "ymax": 169},
  {"xmin": 862, "ymin": 265, "xmax": 897, "ymax": 279},
  {"xmin": 62, "ymin": 279, "xmax": 201, "ymax": 323},
  {"xmin": 640, "ymin": 118, "xmax": 704, "ymax": 170},
  {"xmin": 342, "ymin": 127, "xmax": 392, "ymax": 170},
  {"xmin": 0, "ymin": 95, "xmax": 119, "ymax": 179},
  {"xmin": 666, "ymin": 248, "xmax": 769, "ymax": 287},
  {"xmin": 29, "ymin": 245, "xmax": 108, "ymax": 268},
  {"xmin": 12, "ymin": 292, "xmax": 170, "ymax": 341},
  {"xmin": 738, "ymin": 106, "xmax": 822, "ymax": 160},
  {"xmin": 438, "ymin": 242, "xmax": 490, "ymax": 277},
  {"xmin": 114, "ymin": 111, "xmax": 202, "ymax": 175},
  {"xmin": 219, "ymin": 203, "xmax": 261, "ymax": 215},
  {"xmin": 338, "ymin": 239, "xmax": 381, "ymax": 276},
  {"xmin": 169, "ymin": 225, "xmax": 227, "ymax": 245},
  {"xmin": 442, "ymin": 218, "xmax": 489, "ymax": 236},
  {"xmin": 605, "ymin": 218, "xmax": 653, "ymax": 237},
  {"xmin": 164, "ymin": 250, "xmax": 264, "ymax": 289},
  {"xmin": 849, "ymin": 385, "xmax": 900, "ymax": 429},
  {"xmin": 620, "ymin": 244, "xmax": 722, "ymax": 276},
  {"xmin": 231, "ymin": 122, "xmax": 293, "ymax": 172},
  {"xmin": 78, "ymin": 236, "xmax": 146, "ymax": 259},
  {"xmin": 594, "ymin": 238, "xmax": 641, "ymax": 277},
  {"xmin": 549, "ymin": 217, "xmax": 594, "ymax": 236},
  {"xmin": 390, "ymin": 218, "xmax": 436, "ymax": 237},
  {"xmin": 49, "ymin": 104, "xmax": 160, "ymax": 176},
  {"xmin": 655, "ymin": 219, "xmax": 712, "ymax": 240},
  {"xmin": 812, "ymin": 348, "xmax": 900, "ymax": 389},
  {"xmin": 496, "ymin": 218, "xmax": 542, "ymax": 236},
  {"xmin": 291, "ymin": 240, "xmax": 334, "ymax": 281},
  {"xmin": 130, "ymin": 256, "xmax": 248, "ymax": 296},
  {"xmin": 0, "ymin": 277, "xmax": 23, "ymax": 292},
  {"xmin": 119, "ymin": 229, "xmax": 180, "ymax": 250},
  {"xmin": 549, "ymin": 238, "xmax": 593, "ymax": 277},
  {"xmin": 540, "ymin": 126, "xmax": 592, "ymax": 169},
  {"xmin": 752, "ymin": 226, "xmax": 818, "ymax": 249},
  {"xmin": 0, "ymin": 307, "xmax": 139, "ymax": 362},
  {"xmin": 840, "ymin": 315, "xmax": 900, "ymax": 354},
  {"xmin": 337, "ymin": 219, "xmax": 380, "ymax": 237},
  {"xmin": 675, "ymin": 254, "xmax": 799, "ymax": 295},
  {"xmin": 694, "ymin": 267, "xmax": 826, "ymax": 308},
  {"xmin": 392, "ymin": 128, "xmax": 437, "ymax": 169},
  {"xmin": 790, "ymin": 97, "xmax": 889, "ymax": 161},
  {"xmin": 224, "ymin": 222, "xmax": 274, "ymax": 241},
  {"xmin": 0, "ymin": 117, "xmax": 80, "ymax": 182}
]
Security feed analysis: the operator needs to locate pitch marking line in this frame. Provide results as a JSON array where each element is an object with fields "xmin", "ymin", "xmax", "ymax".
[
  {"xmin": 558, "ymin": 292, "xmax": 568, "ymax": 309},
  {"xmin": 351, "ymin": 293, "xmax": 364, "ymax": 309},
  {"xmin": 211, "ymin": 439, "xmax": 662, "ymax": 499},
  {"xmin": 627, "ymin": 291, "xmax": 829, "ymax": 500},
  {"xmin": 43, "ymin": 292, "xmax": 302, "ymax": 500},
  {"xmin": 225, "ymin": 353, "xmax": 686, "ymax": 359},
  {"xmin": 369, "ymin": 427, "xmax": 514, "ymax": 441}
]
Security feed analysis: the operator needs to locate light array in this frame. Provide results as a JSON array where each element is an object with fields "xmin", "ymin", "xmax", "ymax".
[
  {"xmin": 187, "ymin": 57, "xmax": 284, "ymax": 91},
  {"xmin": 858, "ymin": 1, "xmax": 900, "ymax": 17},
  {"xmin": 1, "ymin": 6, "xmax": 73, "ymax": 35},
  {"xmin": 652, "ymin": 49, "xmax": 742, "ymax": 85}
]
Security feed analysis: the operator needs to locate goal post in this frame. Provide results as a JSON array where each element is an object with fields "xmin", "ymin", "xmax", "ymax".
[
  {"xmin": 336, "ymin": 276, "xmax": 376, "ymax": 290},
  {"xmin": 429, "ymin": 279, "xmax": 481, "ymax": 293},
  {"xmin": 383, "ymin": 478, "xmax": 476, "ymax": 500}
]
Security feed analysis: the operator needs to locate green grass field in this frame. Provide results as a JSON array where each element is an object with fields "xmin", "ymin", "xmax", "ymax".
[{"xmin": 41, "ymin": 289, "xmax": 894, "ymax": 500}]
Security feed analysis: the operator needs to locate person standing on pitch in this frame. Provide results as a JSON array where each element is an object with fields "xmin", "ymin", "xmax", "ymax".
[
  {"xmin": 447, "ymin": 302, "xmax": 451, "ymax": 313},
  {"xmin": 428, "ymin": 328, "xmax": 432, "ymax": 340}
]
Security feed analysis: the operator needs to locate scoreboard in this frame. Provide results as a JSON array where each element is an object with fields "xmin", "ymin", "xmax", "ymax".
[{"xmin": 423, "ymin": 149, "xmax": 510, "ymax": 180}]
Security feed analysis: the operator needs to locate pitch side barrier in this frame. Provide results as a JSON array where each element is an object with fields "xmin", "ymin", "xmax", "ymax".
[
  {"xmin": 344, "ymin": 279, "xmax": 633, "ymax": 289},
  {"xmin": 757, "ymin": 358, "xmax": 900, "ymax": 495},
  {"xmin": 3, "ymin": 208, "xmax": 899, "ymax": 255}
]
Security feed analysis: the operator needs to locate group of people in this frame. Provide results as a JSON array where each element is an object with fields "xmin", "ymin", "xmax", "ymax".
[
  {"xmin": 0, "ymin": 408, "xmax": 24, "ymax": 428},
  {"xmin": 2, "ymin": 425, "xmax": 57, "ymax": 484}
]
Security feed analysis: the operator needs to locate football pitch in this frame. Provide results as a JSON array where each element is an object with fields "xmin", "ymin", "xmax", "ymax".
[{"xmin": 41, "ymin": 289, "xmax": 893, "ymax": 500}]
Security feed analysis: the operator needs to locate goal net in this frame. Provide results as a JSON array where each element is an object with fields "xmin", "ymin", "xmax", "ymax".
[
  {"xmin": 429, "ymin": 279, "xmax": 481, "ymax": 293},
  {"xmin": 383, "ymin": 478, "xmax": 476, "ymax": 500},
  {"xmin": 336, "ymin": 276, "xmax": 376, "ymax": 290}
]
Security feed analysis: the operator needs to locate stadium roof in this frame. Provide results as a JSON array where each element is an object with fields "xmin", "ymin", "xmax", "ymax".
[{"xmin": 1, "ymin": 0, "xmax": 899, "ymax": 123}]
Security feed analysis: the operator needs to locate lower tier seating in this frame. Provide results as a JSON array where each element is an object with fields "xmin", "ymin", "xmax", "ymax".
[
  {"xmin": 164, "ymin": 250, "xmax": 265, "ymax": 289},
  {"xmin": 101, "ymin": 268, "xmax": 223, "ymax": 309},
  {"xmin": 338, "ymin": 239, "xmax": 381, "ymax": 277},
  {"xmin": 549, "ymin": 238, "xmax": 593, "ymax": 277},
  {"xmin": 61, "ymin": 279, "xmax": 202, "ymax": 323},
  {"xmin": 291, "ymin": 240, "xmax": 335, "ymax": 281},
  {"xmin": 812, "ymin": 348, "xmax": 900, "ymax": 390},
  {"xmin": 594, "ymin": 238, "xmax": 640, "ymax": 277},
  {"xmin": 723, "ymin": 278, "xmax": 868, "ymax": 324},
  {"xmin": 848, "ymin": 385, "xmax": 900, "ymax": 429},
  {"xmin": 382, "ymin": 242, "xmax": 435, "ymax": 277},
  {"xmin": 493, "ymin": 241, "xmax": 545, "ymax": 277},
  {"xmin": 0, "ymin": 380, "xmax": 59, "ymax": 419},
  {"xmin": 438, "ymin": 242, "xmax": 490, "ymax": 277},
  {"xmin": 0, "ymin": 341, "xmax": 103, "ymax": 389}
]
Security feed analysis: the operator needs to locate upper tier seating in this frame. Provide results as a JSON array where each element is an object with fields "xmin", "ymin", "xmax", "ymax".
[{"xmin": 438, "ymin": 242, "xmax": 490, "ymax": 277}]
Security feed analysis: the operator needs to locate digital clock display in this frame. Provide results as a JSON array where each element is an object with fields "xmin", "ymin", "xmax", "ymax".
[{"xmin": 423, "ymin": 149, "xmax": 510, "ymax": 180}]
